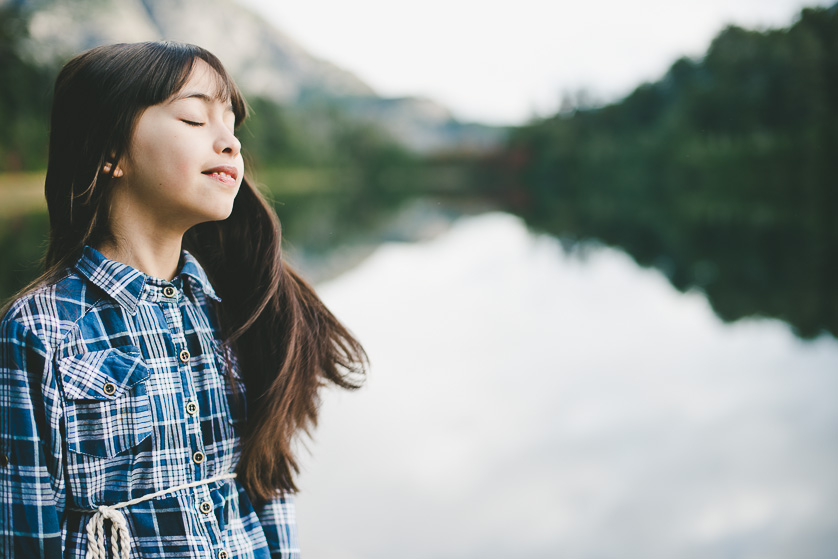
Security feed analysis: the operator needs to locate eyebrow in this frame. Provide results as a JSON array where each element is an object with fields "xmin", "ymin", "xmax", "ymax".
[{"xmin": 170, "ymin": 92, "xmax": 234, "ymax": 112}]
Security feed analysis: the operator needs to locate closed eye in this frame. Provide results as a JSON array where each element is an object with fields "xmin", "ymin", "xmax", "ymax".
[{"xmin": 181, "ymin": 119, "xmax": 205, "ymax": 127}]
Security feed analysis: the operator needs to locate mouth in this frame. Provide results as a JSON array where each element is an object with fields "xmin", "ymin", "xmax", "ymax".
[{"xmin": 202, "ymin": 165, "xmax": 239, "ymax": 185}]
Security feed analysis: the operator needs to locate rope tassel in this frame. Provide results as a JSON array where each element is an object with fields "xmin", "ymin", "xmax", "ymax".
[{"xmin": 85, "ymin": 506, "xmax": 130, "ymax": 559}]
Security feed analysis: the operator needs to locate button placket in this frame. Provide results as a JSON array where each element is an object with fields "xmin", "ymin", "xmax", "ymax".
[
  {"xmin": 162, "ymin": 305, "xmax": 200, "ymax": 457},
  {"xmin": 157, "ymin": 287, "xmax": 188, "ymax": 369},
  {"xmin": 153, "ymin": 280, "xmax": 209, "ymax": 502},
  {"xmin": 193, "ymin": 478, "xmax": 228, "ymax": 554}
]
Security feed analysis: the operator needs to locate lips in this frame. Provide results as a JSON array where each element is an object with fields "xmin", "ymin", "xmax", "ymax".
[{"xmin": 202, "ymin": 165, "xmax": 239, "ymax": 185}]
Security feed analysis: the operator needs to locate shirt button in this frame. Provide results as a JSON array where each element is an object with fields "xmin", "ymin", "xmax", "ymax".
[
  {"xmin": 179, "ymin": 349, "xmax": 191, "ymax": 363},
  {"xmin": 186, "ymin": 401, "xmax": 198, "ymax": 415},
  {"xmin": 163, "ymin": 286, "xmax": 176, "ymax": 298},
  {"xmin": 192, "ymin": 451, "xmax": 205, "ymax": 464},
  {"xmin": 103, "ymin": 382, "xmax": 116, "ymax": 395},
  {"xmin": 200, "ymin": 500, "xmax": 213, "ymax": 514},
  {"xmin": 0, "ymin": 454, "xmax": 8, "ymax": 467},
  {"xmin": 218, "ymin": 551, "xmax": 229, "ymax": 559}
]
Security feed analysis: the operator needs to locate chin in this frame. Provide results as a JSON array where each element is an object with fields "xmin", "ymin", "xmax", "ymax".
[
  {"xmin": 206, "ymin": 197, "xmax": 238, "ymax": 222},
  {"xmin": 209, "ymin": 207, "xmax": 235, "ymax": 222},
  {"xmin": 189, "ymin": 207, "xmax": 233, "ymax": 228}
]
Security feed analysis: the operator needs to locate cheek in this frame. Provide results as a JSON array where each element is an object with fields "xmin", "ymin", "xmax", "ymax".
[{"xmin": 135, "ymin": 137, "xmax": 191, "ymax": 183}]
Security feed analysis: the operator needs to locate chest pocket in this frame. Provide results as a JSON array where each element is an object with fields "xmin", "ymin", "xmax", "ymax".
[{"xmin": 58, "ymin": 346, "xmax": 153, "ymax": 458}]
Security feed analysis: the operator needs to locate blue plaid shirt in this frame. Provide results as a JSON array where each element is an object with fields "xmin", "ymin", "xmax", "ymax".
[{"xmin": 0, "ymin": 246, "xmax": 300, "ymax": 558}]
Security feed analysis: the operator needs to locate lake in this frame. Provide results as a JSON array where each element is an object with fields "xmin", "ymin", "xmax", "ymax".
[{"xmin": 295, "ymin": 210, "xmax": 838, "ymax": 559}]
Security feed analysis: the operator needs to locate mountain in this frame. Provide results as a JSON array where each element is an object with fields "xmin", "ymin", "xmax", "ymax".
[{"xmin": 15, "ymin": 0, "xmax": 502, "ymax": 153}]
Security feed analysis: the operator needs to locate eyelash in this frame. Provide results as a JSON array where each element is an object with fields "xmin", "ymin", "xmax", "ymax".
[{"xmin": 182, "ymin": 120, "xmax": 205, "ymax": 127}]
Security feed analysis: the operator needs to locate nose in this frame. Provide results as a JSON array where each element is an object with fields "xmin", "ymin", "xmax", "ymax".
[{"xmin": 215, "ymin": 124, "xmax": 241, "ymax": 157}]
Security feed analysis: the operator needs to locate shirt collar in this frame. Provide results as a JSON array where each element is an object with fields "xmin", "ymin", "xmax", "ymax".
[
  {"xmin": 75, "ymin": 245, "xmax": 221, "ymax": 314},
  {"xmin": 179, "ymin": 251, "xmax": 222, "ymax": 303}
]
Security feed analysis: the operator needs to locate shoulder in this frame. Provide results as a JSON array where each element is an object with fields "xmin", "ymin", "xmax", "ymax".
[{"xmin": 1, "ymin": 268, "xmax": 103, "ymax": 353}]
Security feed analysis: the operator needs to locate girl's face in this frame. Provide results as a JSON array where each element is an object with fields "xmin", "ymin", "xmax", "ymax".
[{"xmin": 113, "ymin": 59, "xmax": 244, "ymax": 234}]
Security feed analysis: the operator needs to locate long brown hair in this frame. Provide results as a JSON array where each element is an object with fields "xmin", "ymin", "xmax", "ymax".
[{"xmin": 35, "ymin": 41, "xmax": 366, "ymax": 499}]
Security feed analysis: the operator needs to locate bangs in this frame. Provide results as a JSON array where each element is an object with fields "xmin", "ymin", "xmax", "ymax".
[
  {"xmin": 133, "ymin": 42, "xmax": 248, "ymax": 126},
  {"xmin": 165, "ymin": 49, "xmax": 248, "ymax": 126}
]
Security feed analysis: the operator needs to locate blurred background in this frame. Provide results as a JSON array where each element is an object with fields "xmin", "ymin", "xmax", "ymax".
[{"xmin": 2, "ymin": 0, "xmax": 837, "ymax": 557}]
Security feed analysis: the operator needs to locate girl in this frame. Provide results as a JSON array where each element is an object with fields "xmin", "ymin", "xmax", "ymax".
[{"xmin": 0, "ymin": 41, "xmax": 366, "ymax": 558}]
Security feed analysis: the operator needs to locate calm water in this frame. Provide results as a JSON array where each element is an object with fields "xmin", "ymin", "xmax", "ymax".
[{"xmin": 294, "ymin": 211, "xmax": 838, "ymax": 559}]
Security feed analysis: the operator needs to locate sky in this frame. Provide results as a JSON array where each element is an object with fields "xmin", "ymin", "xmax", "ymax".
[{"xmin": 239, "ymin": 0, "xmax": 833, "ymax": 124}]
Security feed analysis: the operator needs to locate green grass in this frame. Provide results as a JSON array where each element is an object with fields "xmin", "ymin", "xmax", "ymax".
[{"xmin": 0, "ymin": 172, "xmax": 46, "ymax": 217}]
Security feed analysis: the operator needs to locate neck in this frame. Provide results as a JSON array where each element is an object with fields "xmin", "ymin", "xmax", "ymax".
[
  {"xmin": 97, "ymin": 233, "xmax": 184, "ymax": 281},
  {"xmin": 99, "ymin": 182, "xmax": 193, "ymax": 280}
]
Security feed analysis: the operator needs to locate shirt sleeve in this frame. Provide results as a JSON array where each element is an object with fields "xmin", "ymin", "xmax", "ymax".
[
  {"xmin": 0, "ymin": 318, "xmax": 63, "ymax": 558},
  {"xmin": 253, "ymin": 492, "xmax": 302, "ymax": 559}
]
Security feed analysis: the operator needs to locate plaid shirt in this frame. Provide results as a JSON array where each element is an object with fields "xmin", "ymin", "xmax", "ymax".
[{"xmin": 0, "ymin": 246, "xmax": 300, "ymax": 558}]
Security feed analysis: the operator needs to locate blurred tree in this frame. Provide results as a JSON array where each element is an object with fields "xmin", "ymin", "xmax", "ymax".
[
  {"xmin": 492, "ymin": 6, "xmax": 838, "ymax": 338},
  {"xmin": 0, "ymin": 4, "xmax": 52, "ymax": 171}
]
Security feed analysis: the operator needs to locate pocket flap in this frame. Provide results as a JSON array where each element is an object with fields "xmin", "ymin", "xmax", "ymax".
[{"xmin": 58, "ymin": 346, "xmax": 150, "ymax": 401}]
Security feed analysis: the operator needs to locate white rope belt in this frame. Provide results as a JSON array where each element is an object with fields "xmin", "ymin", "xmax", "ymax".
[{"xmin": 79, "ymin": 472, "xmax": 237, "ymax": 559}]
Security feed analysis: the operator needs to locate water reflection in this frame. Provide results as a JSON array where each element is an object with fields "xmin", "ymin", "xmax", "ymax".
[
  {"xmin": 272, "ymin": 192, "xmax": 475, "ymax": 283},
  {"xmin": 297, "ymin": 211, "xmax": 838, "ymax": 559}
]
